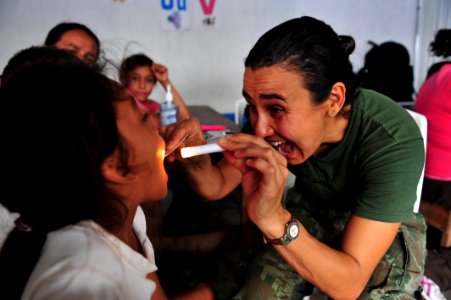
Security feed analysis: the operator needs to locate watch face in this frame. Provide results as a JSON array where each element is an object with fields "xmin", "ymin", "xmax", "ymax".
[
  {"xmin": 269, "ymin": 218, "xmax": 300, "ymax": 245},
  {"xmin": 288, "ymin": 222, "xmax": 299, "ymax": 239}
]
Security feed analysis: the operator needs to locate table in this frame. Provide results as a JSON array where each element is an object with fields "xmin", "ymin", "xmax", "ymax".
[
  {"xmin": 155, "ymin": 106, "xmax": 243, "ymax": 298},
  {"xmin": 163, "ymin": 105, "xmax": 242, "ymax": 235},
  {"xmin": 188, "ymin": 105, "xmax": 240, "ymax": 133}
]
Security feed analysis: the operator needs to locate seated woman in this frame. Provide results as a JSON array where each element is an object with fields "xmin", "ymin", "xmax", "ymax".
[
  {"xmin": 166, "ymin": 16, "xmax": 426, "ymax": 299},
  {"xmin": 0, "ymin": 47, "xmax": 212, "ymax": 300},
  {"xmin": 44, "ymin": 22, "xmax": 101, "ymax": 67},
  {"xmin": 415, "ymin": 64, "xmax": 451, "ymax": 247}
]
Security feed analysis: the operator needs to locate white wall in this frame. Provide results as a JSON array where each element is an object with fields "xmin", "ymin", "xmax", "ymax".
[{"xmin": 0, "ymin": 0, "xmax": 439, "ymax": 114}]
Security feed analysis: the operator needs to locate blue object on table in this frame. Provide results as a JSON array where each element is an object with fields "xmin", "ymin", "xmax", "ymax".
[{"xmin": 222, "ymin": 113, "xmax": 235, "ymax": 122}]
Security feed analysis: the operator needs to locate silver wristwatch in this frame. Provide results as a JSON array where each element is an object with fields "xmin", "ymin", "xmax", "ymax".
[{"xmin": 266, "ymin": 215, "xmax": 299, "ymax": 245}]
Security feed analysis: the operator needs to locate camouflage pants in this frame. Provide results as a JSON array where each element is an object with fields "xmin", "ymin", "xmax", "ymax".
[{"xmin": 233, "ymin": 191, "xmax": 427, "ymax": 299}]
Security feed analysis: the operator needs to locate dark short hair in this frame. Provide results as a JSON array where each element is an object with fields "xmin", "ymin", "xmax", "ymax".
[
  {"xmin": 44, "ymin": 22, "xmax": 100, "ymax": 58},
  {"xmin": 430, "ymin": 28, "xmax": 451, "ymax": 58},
  {"xmin": 1, "ymin": 46, "xmax": 82, "ymax": 87},
  {"xmin": 0, "ymin": 51, "xmax": 122, "ymax": 229},
  {"xmin": 119, "ymin": 53, "xmax": 154, "ymax": 85},
  {"xmin": 358, "ymin": 41, "xmax": 414, "ymax": 103},
  {"xmin": 245, "ymin": 16, "xmax": 359, "ymax": 105}
]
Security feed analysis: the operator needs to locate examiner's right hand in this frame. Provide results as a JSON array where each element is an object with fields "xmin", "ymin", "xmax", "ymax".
[{"xmin": 162, "ymin": 117, "xmax": 207, "ymax": 164}]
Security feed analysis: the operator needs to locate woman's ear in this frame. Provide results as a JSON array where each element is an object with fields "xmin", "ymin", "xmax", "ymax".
[
  {"xmin": 101, "ymin": 155, "xmax": 138, "ymax": 184},
  {"xmin": 323, "ymin": 82, "xmax": 346, "ymax": 117}
]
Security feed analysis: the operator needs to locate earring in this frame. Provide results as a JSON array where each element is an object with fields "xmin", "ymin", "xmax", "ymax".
[{"xmin": 329, "ymin": 110, "xmax": 336, "ymax": 117}]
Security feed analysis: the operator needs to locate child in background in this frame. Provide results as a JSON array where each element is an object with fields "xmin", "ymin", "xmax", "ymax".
[{"xmin": 119, "ymin": 54, "xmax": 190, "ymax": 127}]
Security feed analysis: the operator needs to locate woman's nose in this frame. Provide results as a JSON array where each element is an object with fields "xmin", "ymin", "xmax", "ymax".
[{"xmin": 253, "ymin": 115, "xmax": 274, "ymax": 138}]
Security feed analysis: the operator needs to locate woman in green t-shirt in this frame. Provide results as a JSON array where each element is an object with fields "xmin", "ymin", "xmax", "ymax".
[{"xmin": 166, "ymin": 16, "xmax": 426, "ymax": 299}]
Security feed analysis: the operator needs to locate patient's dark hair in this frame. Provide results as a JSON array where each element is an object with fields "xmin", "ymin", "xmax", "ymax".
[
  {"xmin": 0, "ymin": 47, "xmax": 128, "ymax": 298},
  {"xmin": 1, "ymin": 46, "xmax": 82, "ymax": 87}
]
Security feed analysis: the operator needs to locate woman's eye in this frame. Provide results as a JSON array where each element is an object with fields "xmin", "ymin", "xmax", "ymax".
[
  {"xmin": 84, "ymin": 55, "xmax": 96, "ymax": 65},
  {"xmin": 64, "ymin": 48, "xmax": 77, "ymax": 55},
  {"xmin": 269, "ymin": 106, "xmax": 284, "ymax": 115},
  {"xmin": 142, "ymin": 113, "xmax": 149, "ymax": 122}
]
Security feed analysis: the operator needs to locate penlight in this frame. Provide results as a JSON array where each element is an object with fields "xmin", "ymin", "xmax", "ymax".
[{"xmin": 181, "ymin": 143, "xmax": 224, "ymax": 158}]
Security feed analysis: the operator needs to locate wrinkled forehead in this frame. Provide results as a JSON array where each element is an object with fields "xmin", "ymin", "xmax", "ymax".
[
  {"xmin": 131, "ymin": 65, "xmax": 155, "ymax": 76},
  {"xmin": 60, "ymin": 30, "xmax": 99, "ymax": 54}
]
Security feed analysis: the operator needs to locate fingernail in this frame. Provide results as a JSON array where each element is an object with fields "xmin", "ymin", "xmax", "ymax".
[{"xmin": 218, "ymin": 137, "xmax": 228, "ymax": 145}]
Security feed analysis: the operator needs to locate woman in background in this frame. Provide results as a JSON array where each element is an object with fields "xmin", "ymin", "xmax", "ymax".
[
  {"xmin": 415, "ymin": 64, "xmax": 451, "ymax": 243},
  {"xmin": 44, "ymin": 22, "xmax": 100, "ymax": 67},
  {"xmin": 426, "ymin": 28, "xmax": 451, "ymax": 79}
]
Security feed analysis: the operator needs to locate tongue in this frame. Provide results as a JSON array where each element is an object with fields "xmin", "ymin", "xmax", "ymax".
[{"xmin": 280, "ymin": 142, "xmax": 293, "ymax": 154}]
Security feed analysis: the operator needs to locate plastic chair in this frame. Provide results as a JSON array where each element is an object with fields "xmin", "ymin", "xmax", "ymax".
[
  {"xmin": 409, "ymin": 109, "xmax": 451, "ymax": 247},
  {"xmin": 234, "ymin": 98, "xmax": 247, "ymax": 128},
  {"xmin": 0, "ymin": 204, "xmax": 19, "ymax": 248},
  {"xmin": 406, "ymin": 109, "xmax": 427, "ymax": 213}
]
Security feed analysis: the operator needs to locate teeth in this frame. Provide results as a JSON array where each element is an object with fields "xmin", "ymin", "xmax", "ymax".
[
  {"xmin": 276, "ymin": 148, "xmax": 289, "ymax": 155},
  {"xmin": 269, "ymin": 140, "xmax": 285, "ymax": 147},
  {"xmin": 268, "ymin": 140, "xmax": 288, "ymax": 155}
]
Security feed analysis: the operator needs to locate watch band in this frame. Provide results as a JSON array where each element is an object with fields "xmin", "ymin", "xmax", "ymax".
[{"xmin": 265, "ymin": 214, "xmax": 299, "ymax": 245}]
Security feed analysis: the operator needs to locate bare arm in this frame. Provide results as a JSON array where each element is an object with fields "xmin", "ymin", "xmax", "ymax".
[
  {"xmin": 218, "ymin": 133, "xmax": 400, "ymax": 299},
  {"xmin": 185, "ymin": 157, "xmax": 242, "ymax": 200},
  {"xmin": 152, "ymin": 63, "xmax": 191, "ymax": 121},
  {"xmin": 273, "ymin": 215, "xmax": 399, "ymax": 299},
  {"xmin": 164, "ymin": 118, "xmax": 242, "ymax": 201}
]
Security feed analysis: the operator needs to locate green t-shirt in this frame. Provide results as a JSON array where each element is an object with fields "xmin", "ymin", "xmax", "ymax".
[{"xmin": 288, "ymin": 89, "xmax": 424, "ymax": 223}]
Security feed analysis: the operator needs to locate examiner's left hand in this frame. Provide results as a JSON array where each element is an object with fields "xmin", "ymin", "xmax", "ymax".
[{"xmin": 218, "ymin": 133, "xmax": 288, "ymax": 225}]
